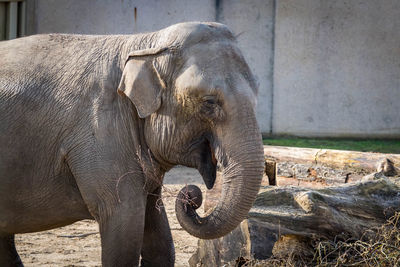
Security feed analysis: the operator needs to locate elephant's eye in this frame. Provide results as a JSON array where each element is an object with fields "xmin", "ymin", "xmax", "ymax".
[
  {"xmin": 201, "ymin": 95, "xmax": 225, "ymax": 121},
  {"xmin": 203, "ymin": 95, "xmax": 217, "ymax": 105}
]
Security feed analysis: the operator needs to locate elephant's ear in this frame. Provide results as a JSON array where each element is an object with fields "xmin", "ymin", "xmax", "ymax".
[{"xmin": 117, "ymin": 48, "xmax": 167, "ymax": 118}]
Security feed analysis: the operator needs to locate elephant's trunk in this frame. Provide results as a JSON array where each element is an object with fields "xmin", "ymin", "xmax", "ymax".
[{"xmin": 175, "ymin": 107, "xmax": 264, "ymax": 239}]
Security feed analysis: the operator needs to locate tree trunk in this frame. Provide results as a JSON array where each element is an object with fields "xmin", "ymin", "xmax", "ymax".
[{"xmin": 264, "ymin": 146, "xmax": 400, "ymax": 172}]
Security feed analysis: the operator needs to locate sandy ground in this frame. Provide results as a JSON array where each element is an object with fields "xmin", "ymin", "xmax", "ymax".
[{"xmin": 15, "ymin": 166, "xmax": 204, "ymax": 267}]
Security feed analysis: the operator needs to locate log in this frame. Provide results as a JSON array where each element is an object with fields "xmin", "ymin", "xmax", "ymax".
[
  {"xmin": 205, "ymin": 148, "xmax": 400, "ymax": 211},
  {"xmin": 190, "ymin": 177, "xmax": 400, "ymax": 266},
  {"xmin": 264, "ymin": 146, "xmax": 400, "ymax": 172},
  {"xmin": 265, "ymin": 159, "xmax": 277, "ymax": 186},
  {"xmin": 195, "ymin": 149, "xmax": 400, "ymax": 265},
  {"xmin": 250, "ymin": 177, "xmax": 400, "ymax": 239}
]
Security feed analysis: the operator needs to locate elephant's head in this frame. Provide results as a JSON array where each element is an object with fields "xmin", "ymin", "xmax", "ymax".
[{"xmin": 118, "ymin": 22, "xmax": 264, "ymax": 239}]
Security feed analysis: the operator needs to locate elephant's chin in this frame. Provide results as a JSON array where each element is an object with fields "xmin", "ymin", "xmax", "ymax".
[{"xmin": 197, "ymin": 139, "xmax": 217, "ymax": 190}]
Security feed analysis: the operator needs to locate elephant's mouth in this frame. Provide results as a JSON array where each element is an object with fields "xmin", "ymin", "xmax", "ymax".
[{"xmin": 196, "ymin": 136, "xmax": 217, "ymax": 190}]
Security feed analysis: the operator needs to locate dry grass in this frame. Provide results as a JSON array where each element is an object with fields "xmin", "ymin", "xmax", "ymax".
[
  {"xmin": 314, "ymin": 211, "xmax": 400, "ymax": 267},
  {"xmin": 239, "ymin": 212, "xmax": 400, "ymax": 267}
]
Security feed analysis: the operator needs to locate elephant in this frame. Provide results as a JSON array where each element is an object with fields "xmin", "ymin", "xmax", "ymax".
[{"xmin": 0, "ymin": 22, "xmax": 265, "ymax": 266}]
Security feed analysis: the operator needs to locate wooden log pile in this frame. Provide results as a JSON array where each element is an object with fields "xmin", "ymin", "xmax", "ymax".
[{"xmin": 189, "ymin": 147, "xmax": 400, "ymax": 267}]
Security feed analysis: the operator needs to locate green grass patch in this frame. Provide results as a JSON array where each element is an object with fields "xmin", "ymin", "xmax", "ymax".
[{"xmin": 263, "ymin": 138, "xmax": 400, "ymax": 154}]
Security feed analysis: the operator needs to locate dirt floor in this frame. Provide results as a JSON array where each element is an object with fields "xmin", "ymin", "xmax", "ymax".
[{"xmin": 15, "ymin": 166, "xmax": 205, "ymax": 267}]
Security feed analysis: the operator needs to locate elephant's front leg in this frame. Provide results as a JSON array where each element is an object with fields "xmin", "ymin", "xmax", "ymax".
[
  {"xmin": 97, "ymin": 188, "xmax": 147, "ymax": 267},
  {"xmin": 99, "ymin": 196, "xmax": 146, "ymax": 267},
  {"xmin": 141, "ymin": 187, "xmax": 175, "ymax": 267},
  {"xmin": 0, "ymin": 235, "xmax": 23, "ymax": 267},
  {"xmin": 74, "ymin": 170, "xmax": 148, "ymax": 266}
]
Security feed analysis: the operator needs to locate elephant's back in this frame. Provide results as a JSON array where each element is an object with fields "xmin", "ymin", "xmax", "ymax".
[
  {"xmin": 0, "ymin": 34, "xmax": 66, "ymax": 71},
  {"xmin": 0, "ymin": 34, "xmax": 119, "ymax": 101},
  {"xmin": 0, "ymin": 35, "xmax": 95, "ymax": 133},
  {"xmin": 3, "ymin": 34, "xmax": 91, "ymax": 74},
  {"xmin": 0, "ymin": 33, "xmax": 107, "ymax": 63},
  {"xmin": 0, "ymin": 33, "xmax": 126, "ymax": 129}
]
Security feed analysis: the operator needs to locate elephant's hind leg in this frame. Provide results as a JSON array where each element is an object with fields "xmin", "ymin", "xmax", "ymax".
[{"xmin": 0, "ymin": 235, "xmax": 23, "ymax": 267}]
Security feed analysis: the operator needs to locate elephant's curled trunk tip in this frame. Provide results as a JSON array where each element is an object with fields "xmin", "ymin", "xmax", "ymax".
[{"xmin": 175, "ymin": 185, "xmax": 205, "ymax": 231}]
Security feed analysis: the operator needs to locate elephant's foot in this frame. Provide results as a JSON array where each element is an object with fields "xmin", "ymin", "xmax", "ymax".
[{"xmin": 0, "ymin": 235, "xmax": 23, "ymax": 267}]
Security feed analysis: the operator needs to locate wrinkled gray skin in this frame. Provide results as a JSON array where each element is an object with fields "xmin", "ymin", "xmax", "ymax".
[{"xmin": 0, "ymin": 22, "xmax": 264, "ymax": 266}]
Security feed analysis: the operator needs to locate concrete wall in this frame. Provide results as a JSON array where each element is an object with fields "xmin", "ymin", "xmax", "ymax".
[
  {"xmin": 218, "ymin": 0, "xmax": 275, "ymax": 133},
  {"xmin": 29, "ymin": 0, "xmax": 275, "ymax": 134},
  {"xmin": 33, "ymin": 0, "xmax": 215, "ymax": 35},
  {"xmin": 25, "ymin": 0, "xmax": 400, "ymax": 137},
  {"xmin": 273, "ymin": 0, "xmax": 400, "ymax": 137}
]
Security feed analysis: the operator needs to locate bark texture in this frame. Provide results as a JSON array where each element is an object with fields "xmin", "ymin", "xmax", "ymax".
[
  {"xmin": 190, "ymin": 177, "xmax": 400, "ymax": 266},
  {"xmin": 264, "ymin": 146, "xmax": 400, "ymax": 172}
]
